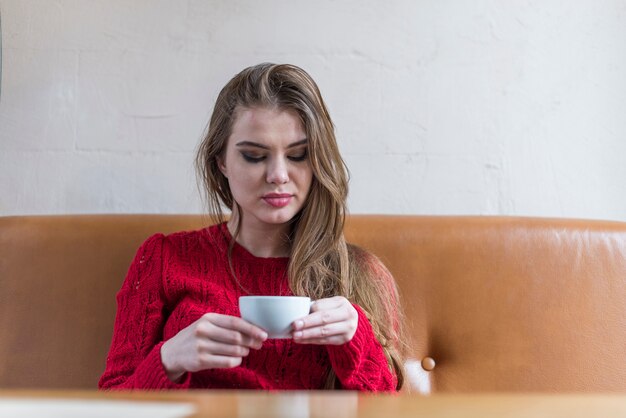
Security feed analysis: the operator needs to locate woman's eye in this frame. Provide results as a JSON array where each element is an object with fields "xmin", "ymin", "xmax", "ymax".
[
  {"xmin": 241, "ymin": 153, "xmax": 265, "ymax": 163},
  {"xmin": 288, "ymin": 150, "xmax": 308, "ymax": 162}
]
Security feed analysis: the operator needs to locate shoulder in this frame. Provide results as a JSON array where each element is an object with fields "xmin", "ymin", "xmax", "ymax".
[
  {"xmin": 162, "ymin": 227, "xmax": 206, "ymax": 247},
  {"xmin": 131, "ymin": 224, "xmax": 222, "ymax": 262},
  {"xmin": 346, "ymin": 243, "xmax": 374, "ymax": 261},
  {"xmin": 346, "ymin": 243, "xmax": 394, "ymax": 282},
  {"xmin": 159, "ymin": 223, "xmax": 227, "ymax": 260},
  {"xmin": 133, "ymin": 233, "xmax": 166, "ymax": 262}
]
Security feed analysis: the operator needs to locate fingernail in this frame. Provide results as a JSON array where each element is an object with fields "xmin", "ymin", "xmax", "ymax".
[
  {"xmin": 293, "ymin": 331, "xmax": 302, "ymax": 339},
  {"xmin": 259, "ymin": 332, "xmax": 268, "ymax": 340},
  {"xmin": 294, "ymin": 320, "xmax": 303, "ymax": 330}
]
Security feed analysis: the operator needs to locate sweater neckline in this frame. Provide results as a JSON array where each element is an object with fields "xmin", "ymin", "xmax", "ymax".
[{"xmin": 215, "ymin": 223, "xmax": 290, "ymax": 264}]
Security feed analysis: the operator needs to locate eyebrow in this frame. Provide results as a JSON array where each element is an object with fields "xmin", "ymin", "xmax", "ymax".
[{"xmin": 235, "ymin": 139, "xmax": 308, "ymax": 150}]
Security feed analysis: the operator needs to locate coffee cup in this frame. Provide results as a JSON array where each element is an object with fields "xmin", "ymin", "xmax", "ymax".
[{"xmin": 239, "ymin": 296, "xmax": 311, "ymax": 339}]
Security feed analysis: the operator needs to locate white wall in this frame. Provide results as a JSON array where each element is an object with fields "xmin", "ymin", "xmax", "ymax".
[{"xmin": 1, "ymin": 1, "xmax": 625, "ymax": 220}]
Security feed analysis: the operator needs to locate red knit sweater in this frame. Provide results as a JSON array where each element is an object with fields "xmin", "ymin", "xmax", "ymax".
[{"xmin": 99, "ymin": 223, "xmax": 397, "ymax": 391}]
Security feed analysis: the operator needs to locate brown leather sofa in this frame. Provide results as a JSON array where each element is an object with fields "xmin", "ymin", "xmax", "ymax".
[{"xmin": 1, "ymin": 215, "xmax": 626, "ymax": 392}]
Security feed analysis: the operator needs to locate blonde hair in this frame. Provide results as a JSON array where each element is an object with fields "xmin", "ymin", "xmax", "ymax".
[{"xmin": 196, "ymin": 63, "xmax": 405, "ymax": 389}]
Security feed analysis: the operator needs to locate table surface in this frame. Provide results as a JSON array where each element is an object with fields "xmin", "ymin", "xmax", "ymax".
[{"xmin": 3, "ymin": 390, "xmax": 626, "ymax": 418}]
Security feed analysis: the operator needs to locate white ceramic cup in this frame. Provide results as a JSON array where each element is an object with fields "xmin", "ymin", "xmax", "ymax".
[{"xmin": 239, "ymin": 296, "xmax": 311, "ymax": 339}]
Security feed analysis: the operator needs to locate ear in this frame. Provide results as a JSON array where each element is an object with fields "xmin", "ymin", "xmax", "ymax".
[{"xmin": 217, "ymin": 156, "xmax": 228, "ymax": 178}]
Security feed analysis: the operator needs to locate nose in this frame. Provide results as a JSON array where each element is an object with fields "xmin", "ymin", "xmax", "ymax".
[{"xmin": 266, "ymin": 157, "xmax": 289, "ymax": 185}]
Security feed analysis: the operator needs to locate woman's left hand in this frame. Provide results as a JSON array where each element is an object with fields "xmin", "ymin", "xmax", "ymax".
[{"xmin": 291, "ymin": 296, "xmax": 358, "ymax": 345}]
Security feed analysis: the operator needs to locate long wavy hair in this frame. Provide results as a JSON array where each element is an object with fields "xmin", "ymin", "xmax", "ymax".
[{"xmin": 196, "ymin": 63, "xmax": 406, "ymax": 390}]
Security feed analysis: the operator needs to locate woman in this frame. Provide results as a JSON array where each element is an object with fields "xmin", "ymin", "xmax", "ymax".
[{"xmin": 99, "ymin": 63, "xmax": 406, "ymax": 391}]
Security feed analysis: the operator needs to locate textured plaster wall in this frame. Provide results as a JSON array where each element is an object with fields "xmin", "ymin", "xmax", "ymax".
[{"xmin": 1, "ymin": 1, "xmax": 625, "ymax": 220}]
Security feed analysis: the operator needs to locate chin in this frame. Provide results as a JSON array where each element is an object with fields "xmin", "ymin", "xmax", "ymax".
[
  {"xmin": 257, "ymin": 209, "xmax": 300, "ymax": 225},
  {"xmin": 260, "ymin": 214, "xmax": 295, "ymax": 225}
]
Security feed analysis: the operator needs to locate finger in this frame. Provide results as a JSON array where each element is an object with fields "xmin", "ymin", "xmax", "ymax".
[
  {"xmin": 209, "ymin": 314, "xmax": 268, "ymax": 340},
  {"xmin": 310, "ymin": 296, "xmax": 345, "ymax": 312},
  {"xmin": 200, "ymin": 353, "xmax": 243, "ymax": 369},
  {"xmin": 196, "ymin": 319, "xmax": 265, "ymax": 349},
  {"xmin": 200, "ymin": 326, "xmax": 264, "ymax": 349},
  {"xmin": 201, "ymin": 314, "xmax": 267, "ymax": 340},
  {"xmin": 292, "ymin": 322, "xmax": 345, "ymax": 340},
  {"xmin": 292, "ymin": 335, "xmax": 348, "ymax": 346},
  {"xmin": 293, "ymin": 305, "xmax": 353, "ymax": 331},
  {"xmin": 204, "ymin": 340, "xmax": 250, "ymax": 358},
  {"xmin": 293, "ymin": 310, "xmax": 341, "ymax": 331}
]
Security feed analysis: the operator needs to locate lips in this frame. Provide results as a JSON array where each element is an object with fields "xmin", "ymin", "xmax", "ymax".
[{"xmin": 262, "ymin": 193, "xmax": 293, "ymax": 208}]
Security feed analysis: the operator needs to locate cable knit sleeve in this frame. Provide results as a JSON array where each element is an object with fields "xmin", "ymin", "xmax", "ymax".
[
  {"xmin": 325, "ymin": 304, "xmax": 397, "ymax": 392},
  {"xmin": 99, "ymin": 234, "xmax": 191, "ymax": 389},
  {"xmin": 325, "ymin": 246, "xmax": 401, "ymax": 392}
]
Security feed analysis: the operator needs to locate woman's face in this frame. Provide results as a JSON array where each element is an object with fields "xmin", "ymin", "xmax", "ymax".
[{"xmin": 219, "ymin": 106, "xmax": 313, "ymax": 229}]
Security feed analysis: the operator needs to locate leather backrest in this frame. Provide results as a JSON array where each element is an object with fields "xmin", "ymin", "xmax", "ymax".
[
  {"xmin": 1, "ymin": 215, "xmax": 626, "ymax": 391},
  {"xmin": 345, "ymin": 216, "xmax": 626, "ymax": 393},
  {"xmin": 0, "ymin": 215, "xmax": 206, "ymax": 389}
]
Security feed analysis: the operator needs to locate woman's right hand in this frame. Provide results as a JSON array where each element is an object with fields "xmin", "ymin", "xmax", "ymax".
[{"xmin": 160, "ymin": 313, "xmax": 268, "ymax": 382}]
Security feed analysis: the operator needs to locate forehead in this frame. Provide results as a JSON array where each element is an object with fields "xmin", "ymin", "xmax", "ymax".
[{"xmin": 229, "ymin": 106, "xmax": 305, "ymax": 145}]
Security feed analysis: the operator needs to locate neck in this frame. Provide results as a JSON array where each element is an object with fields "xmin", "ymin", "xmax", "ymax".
[{"xmin": 227, "ymin": 215, "xmax": 292, "ymax": 258}]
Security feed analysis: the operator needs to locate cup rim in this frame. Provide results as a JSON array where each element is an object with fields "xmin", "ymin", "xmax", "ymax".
[{"xmin": 239, "ymin": 295, "xmax": 310, "ymax": 300}]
